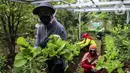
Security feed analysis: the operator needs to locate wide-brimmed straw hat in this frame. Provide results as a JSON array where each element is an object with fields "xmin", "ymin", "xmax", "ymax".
[{"xmin": 33, "ymin": 2, "xmax": 55, "ymax": 15}]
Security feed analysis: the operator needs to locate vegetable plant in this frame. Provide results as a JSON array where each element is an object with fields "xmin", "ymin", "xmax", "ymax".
[{"xmin": 13, "ymin": 34, "xmax": 81, "ymax": 73}]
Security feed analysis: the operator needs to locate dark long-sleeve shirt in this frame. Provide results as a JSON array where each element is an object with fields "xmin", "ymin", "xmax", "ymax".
[{"xmin": 35, "ymin": 18, "xmax": 67, "ymax": 48}]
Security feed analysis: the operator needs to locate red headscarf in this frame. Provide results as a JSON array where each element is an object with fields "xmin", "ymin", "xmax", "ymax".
[{"xmin": 81, "ymin": 33, "xmax": 93, "ymax": 40}]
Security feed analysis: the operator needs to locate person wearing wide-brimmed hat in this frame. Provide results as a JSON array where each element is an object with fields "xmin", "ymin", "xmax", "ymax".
[{"xmin": 33, "ymin": 2, "xmax": 67, "ymax": 73}]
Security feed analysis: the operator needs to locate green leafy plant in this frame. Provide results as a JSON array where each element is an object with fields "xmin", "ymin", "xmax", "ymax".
[
  {"xmin": 41, "ymin": 34, "xmax": 81, "ymax": 62},
  {"xmin": 96, "ymin": 24, "xmax": 130, "ymax": 73},
  {"xmin": 14, "ymin": 37, "xmax": 41, "ymax": 67},
  {"xmin": 13, "ymin": 37, "xmax": 42, "ymax": 73},
  {"xmin": 13, "ymin": 34, "xmax": 81, "ymax": 73},
  {"xmin": 110, "ymin": 25, "xmax": 130, "ymax": 61},
  {"xmin": 96, "ymin": 35, "xmax": 124, "ymax": 73}
]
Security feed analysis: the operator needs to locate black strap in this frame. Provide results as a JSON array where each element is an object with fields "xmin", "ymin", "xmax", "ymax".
[{"xmin": 89, "ymin": 55, "xmax": 99, "ymax": 64}]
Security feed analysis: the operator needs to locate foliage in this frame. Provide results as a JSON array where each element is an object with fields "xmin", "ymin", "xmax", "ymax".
[
  {"xmin": 0, "ymin": 56, "xmax": 6, "ymax": 73},
  {"xmin": 13, "ymin": 34, "xmax": 81, "ymax": 72},
  {"xmin": 96, "ymin": 25, "xmax": 130, "ymax": 73},
  {"xmin": 13, "ymin": 37, "xmax": 42, "ymax": 73},
  {"xmin": 109, "ymin": 25, "xmax": 130, "ymax": 61},
  {"xmin": 56, "ymin": 10, "xmax": 79, "ymax": 32},
  {"xmin": 56, "ymin": 10, "xmax": 91, "ymax": 40},
  {"xmin": 14, "ymin": 37, "xmax": 41, "ymax": 67},
  {"xmin": 0, "ymin": 0, "xmax": 128, "ymax": 72},
  {"xmin": 74, "ymin": 65, "xmax": 84, "ymax": 73},
  {"xmin": 85, "ymin": 12, "xmax": 127, "ymax": 31},
  {"xmin": 0, "ymin": 0, "xmax": 36, "ymax": 56},
  {"xmin": 107, "ymin": 13, "xmax": 126, "ymax": 26},
  {"xmin": 96, "ymin": 35, "xmax": 124, "ymax": 73}
]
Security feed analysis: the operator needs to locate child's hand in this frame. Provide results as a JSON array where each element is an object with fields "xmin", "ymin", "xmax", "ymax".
[{"xmin": 92, "ymin": 66, "xmax": 97, "ymax": 72}]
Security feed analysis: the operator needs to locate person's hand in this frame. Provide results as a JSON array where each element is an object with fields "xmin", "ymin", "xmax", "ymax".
[{"xmin": 92, "ymin": 66, "xmax": 97, "ymax": 72}]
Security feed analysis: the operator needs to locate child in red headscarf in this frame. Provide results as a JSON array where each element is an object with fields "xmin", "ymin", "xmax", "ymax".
[{"xmin": 81, "ymin": 44, "xmax": 102, "ymax": 73}]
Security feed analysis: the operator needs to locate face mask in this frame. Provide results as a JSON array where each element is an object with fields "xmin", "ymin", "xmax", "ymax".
[
  {"xmin": 89, "ymin": 50, "xmax": 96, "ymax": 56},
  {"xmin": 40, "ymin": 16, "xmax": 51, "ymax": 25}
]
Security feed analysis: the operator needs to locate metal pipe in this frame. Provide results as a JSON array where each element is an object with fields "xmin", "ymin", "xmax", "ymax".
[
  {"xmin": 54, "ymin": 1, "xmax": 130, "ymax": 8},
  {"xmin": 73, "ymin": 8, "xmax": 130, "ymax": 12},
  {"xmin": 31, "ymin": 0, "xmax": 63, "ymax": 4},
  {"xmin": 126, "ymin": 11, "xmax": 130, "ymax": 24},
  {"xmin": 90, "ymin": 0, "xmax": 100, "ymax": 10},
  {"xmin": 78, "ymin": 12, "xmax": 81, "ymax": 40}
]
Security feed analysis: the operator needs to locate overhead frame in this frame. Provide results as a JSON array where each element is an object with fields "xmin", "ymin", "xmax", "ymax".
[
  {"xmin": 53, "ymin": 1, "xmax": 130, "ymax": 12},
  {"xmin": 8, "ymin": 0, "xmax": 130, "ymax": 38},
  {"xmin": 9, "ymin": 0, "xmax": 63, "ymax": 4},
  {"xmin": 31, "ymin": 0, "xmax": 63, "ymax": 4},
  {"xmin": 53, "ymin": 1, "xmax": 130, "ymax": 8},
  {"xmin": 9, "ymin": 0, "xmax": 130, "ymax": 12},
  {"xmin": 65, "ymin": 5, "xmax": 130, "ymax": 12}
]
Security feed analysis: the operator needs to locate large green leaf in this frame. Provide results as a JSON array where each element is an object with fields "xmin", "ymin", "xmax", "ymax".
[
  {"xmin": 63, "ymin": 50, "xmax": 73, "ymax": 61},
  {"xmin": 56, "ymin": 44, "xmax": 66, "ymax": 54},
  {"xmin": 117, "ymin": 68, "xmax": 124, "ymax": 73},
  {"xmin": 14, "ymin": 59, "xmax": 27, "ymax": 67},
  {"xmin": 17, "ymin": 37, "xmax": 29, "ymax": 47},
  {"xmin": 15, "ymin": 52, "xmax": 24, "ymax": 60},
  {"xmin": 47, "ymin": 43, "xmax": 58, "ymax": 50},
  {"xmin": 32, "ymin": 48, "xmax": 41, "ymax": 58},
  {"xmin": 48, "ymin": 48, "xmax": 56, "ymax": 57}
]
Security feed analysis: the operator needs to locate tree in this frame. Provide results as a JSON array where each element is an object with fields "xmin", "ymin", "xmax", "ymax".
[{"xmin": 0, "ymin": 0, "xmax": 36, "ymax": 57}]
